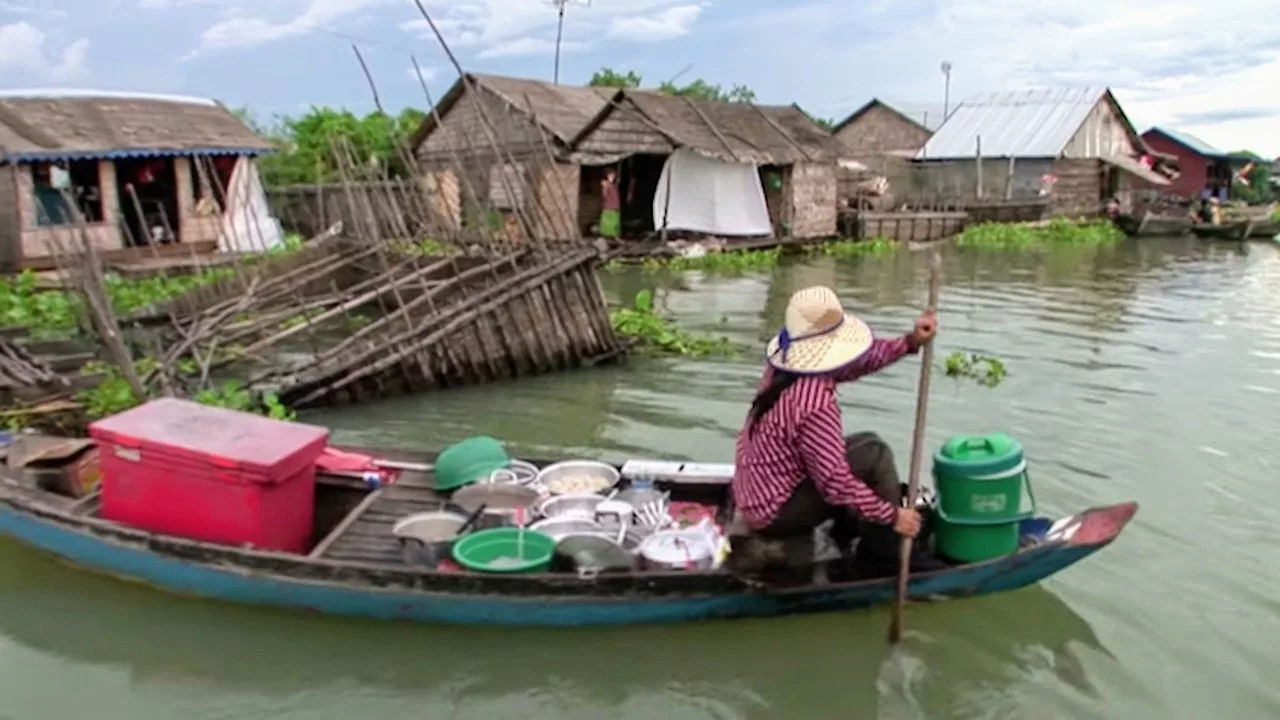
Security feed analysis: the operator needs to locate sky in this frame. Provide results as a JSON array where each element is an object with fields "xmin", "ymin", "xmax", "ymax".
[{"xmin": 1, "ymin": 0, "xmax": 1278, "ymax": 158}]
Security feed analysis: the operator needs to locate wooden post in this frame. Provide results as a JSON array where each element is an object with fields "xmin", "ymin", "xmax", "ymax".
[
  {"xmin": 1005, "ymin": 156, "xmax": 1016, "ymax": 200},
  {"xmin": 975, "ymin": 135, "xmax": 984, "ymax": 200}
]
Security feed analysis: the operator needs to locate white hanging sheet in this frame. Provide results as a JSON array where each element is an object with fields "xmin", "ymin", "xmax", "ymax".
[
  {"xmin": 652, "ymin": 149, "xmax": 772, "ymax": 236},
  {"xmin": 218, "ymin": 157, "xmax": 285, "ymax": 252}
]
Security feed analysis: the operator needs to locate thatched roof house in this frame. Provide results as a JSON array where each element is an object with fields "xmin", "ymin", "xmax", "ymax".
[
  {"xmin": 568, "ymin": 90, "xmax": 846, "ymax": 238},
  {"xmin": 570, "ymin": 89, "xmax": 847, "ymax": 165},
  {"xmin": 0, "ymin": 90, "xmax": 272, "ymax": 162},
  {"xmin": 0, "ymin": 90, "xmax": 280, "ymax": 271}
]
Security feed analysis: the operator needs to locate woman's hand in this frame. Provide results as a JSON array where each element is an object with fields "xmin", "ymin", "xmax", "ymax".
[
  {"xmin": 893, "ymin": 507, "xmax": 921, "ymax": 538},
  {"xmin": 912, "ymin": 311, "xmax": 937, "ymax": 346}
]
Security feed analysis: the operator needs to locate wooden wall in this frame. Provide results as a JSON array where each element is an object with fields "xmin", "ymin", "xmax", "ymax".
[{"xmin": 834, "ymin": 103, "xmax": 931, "ymax": 160}]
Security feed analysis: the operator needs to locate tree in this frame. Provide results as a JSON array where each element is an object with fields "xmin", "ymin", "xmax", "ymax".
[
  {"xmin": 588, "ymin": 68, "xmax": 643, "ymax": 89},
  {"xmin": 587, "ymin": 67, "xmax": 755, "ymax": 103},
  {"xmin": 240, "ymin": 106, "xmax": 427, "ymax": 187}
]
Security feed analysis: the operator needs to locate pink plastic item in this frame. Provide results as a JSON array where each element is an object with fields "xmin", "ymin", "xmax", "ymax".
[{"xmin": 89, "ymin": 398, "xmax": 329, "ymax": 553}]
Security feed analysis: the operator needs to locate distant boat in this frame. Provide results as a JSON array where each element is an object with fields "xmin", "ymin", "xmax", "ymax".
[
  {"xmin": 1191, "ymin": 221, "xmax": 1250, "ymax": 241},
  {"xmin": 1113, "ymin": 210, "xmax": 1192, "ymax": 237}
]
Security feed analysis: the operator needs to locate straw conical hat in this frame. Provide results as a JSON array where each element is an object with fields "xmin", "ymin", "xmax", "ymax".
[{"xmin": 765, "ymin": 286, "xmax": 872, "ymax": 374}]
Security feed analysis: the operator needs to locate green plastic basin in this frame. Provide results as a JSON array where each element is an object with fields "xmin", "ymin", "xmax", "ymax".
[
  {"xmin": 434, "ymin": 436, "xmax": 510, "ymax": 491},
  {"xmin": 451, "ymin": 528, "xmax": 556, "ymax": 573}
]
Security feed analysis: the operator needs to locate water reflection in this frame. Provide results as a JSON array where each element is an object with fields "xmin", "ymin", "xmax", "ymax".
[{"xmin": 0, "ymin": 542, "xmax": 1105, "ymax": 720}]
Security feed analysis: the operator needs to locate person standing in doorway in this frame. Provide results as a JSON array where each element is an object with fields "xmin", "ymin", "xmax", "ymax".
[{"xmin": 599, "ymin": 168, "xmax": 621, "ymax": 239}]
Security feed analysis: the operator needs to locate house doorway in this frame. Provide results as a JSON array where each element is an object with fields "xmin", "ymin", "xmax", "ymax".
[
  {"xmin": 115, "ymin": 157, "xmax": 180, "ymax": 246},
  {"xmin": 579, "ymin": 153, "xmax": 668, "ymax": 239}
]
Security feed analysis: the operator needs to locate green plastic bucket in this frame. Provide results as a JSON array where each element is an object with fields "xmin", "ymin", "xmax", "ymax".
[
  {"xmin": 932, "ymin": 433, "xmax": 1036, "ymax": 563},
  {"xmin": 434, "ymin": 436, "xmax": 510, "ymax": 491},
  {"xmin": 451, "ymin": 528, "xmax": 556, "ymax": 573}
]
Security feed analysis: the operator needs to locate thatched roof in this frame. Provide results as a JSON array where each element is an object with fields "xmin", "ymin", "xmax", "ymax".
[
  {"xmin": 570, "ymin": 89, "xmax": 847, "ymax": 165},
  {"xmin": 409, "ymin": 73, "xmax": 615, "ymax": 151},
  {"xmin": 0, "ymin": 90, "xmax": 273, "ymax": 164}
]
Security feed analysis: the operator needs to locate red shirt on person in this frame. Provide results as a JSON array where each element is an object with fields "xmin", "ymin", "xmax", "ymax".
[{"xmin": 732, "ymin": 335, "xmax": 918, "ymax": 529}]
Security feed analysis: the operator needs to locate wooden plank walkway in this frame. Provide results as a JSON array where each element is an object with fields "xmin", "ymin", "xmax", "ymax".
[{"xmin": 315, "ymin": 473, "xmax": 447, "ymax": 565}]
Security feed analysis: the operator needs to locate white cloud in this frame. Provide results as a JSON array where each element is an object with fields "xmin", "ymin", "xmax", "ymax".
[
  {"xmin": 404, "ymin": 65, "xmax": 438, "ymax": 83},
  {"xmin": 607, "ymin": 5, "xmax": 700, "ymax": 42},
  {"xmin": 758, "ymin": 0, "xmax": 1280, "ymax": 157},
  {"xmin": 0, "ymin": 1, "xmax": 66, "ymax": 17},
  {"xmin": 400, "ymin": 0, "xmax": 707, "ymax": 58},
  {"xmin": 0, "ymin": 21, "xmax": 89, "ymax": 81},
  {"xmin": 478, "ymin": 37, "xmax": 586, "ymax": 59},
  {"xmin": 191, "ymin": 0, "xmax": 389, "ymax": 55}
]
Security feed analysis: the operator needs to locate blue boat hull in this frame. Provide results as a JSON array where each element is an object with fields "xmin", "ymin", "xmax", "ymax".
[{"xmin": 0, "ymin": 491, "xmax": 1137, "ymax": 627}]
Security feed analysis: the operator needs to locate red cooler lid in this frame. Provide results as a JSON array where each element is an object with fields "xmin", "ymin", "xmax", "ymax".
[{"xmin": 89, "ymin": 398, "xmax": 329, "ymax": 474}]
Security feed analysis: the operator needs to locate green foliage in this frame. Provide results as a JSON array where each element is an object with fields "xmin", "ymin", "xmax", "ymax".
[
  {"xmin": 587, "ymin": 67, "xmax": 755, "ymax": 103},
  {"xmin": 241, "ymin": 106, "xmax": 427, "ymax": 187},
  {"xmin": 1231, "ymin": 163, "xmax": 1274, "ymax": 205},
  {"xmin": 610, "ymin": 289, "xmax": 735, "ymax": 357},
  {"xmin": 955, "ymin": 219, "xmax": 1123, "ymax": 250},
  {"xmin": 77, "ymin": 359, "xmax": 296, "ymax": 421},
  {"xmin": 942, "ymin": 351, "xmax": 1007, "ymax": 387},
  {"xmin": 587, "ymin": 68, "xmax": 643, "ymax": 89}
]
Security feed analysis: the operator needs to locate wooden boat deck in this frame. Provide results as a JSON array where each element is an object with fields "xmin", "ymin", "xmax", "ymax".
[{"xmin": 310, "ymin": 470, "xmax": 444, "ymax": 564}]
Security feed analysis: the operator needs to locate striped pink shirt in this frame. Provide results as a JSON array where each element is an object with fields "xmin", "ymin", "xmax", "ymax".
[{"xmin": 732, "ymin": 335, "xmax": 918, "ymax": 529}]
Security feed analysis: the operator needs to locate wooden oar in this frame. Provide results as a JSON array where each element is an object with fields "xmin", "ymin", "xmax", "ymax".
[{"xmin": 889, "ymin": 249, "xmax": 943, "ymax": 645}]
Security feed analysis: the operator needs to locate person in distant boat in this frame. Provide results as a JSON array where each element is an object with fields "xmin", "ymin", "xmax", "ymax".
[
  {"xmin": 599, "ymin": 168, "xmax": 621, "ymax": 240},
  {"xmin": 732, "ymin": 285, "xmax": 937, "ymax": 579}
]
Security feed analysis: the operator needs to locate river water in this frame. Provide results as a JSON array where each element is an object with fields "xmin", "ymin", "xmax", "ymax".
[{"xmin": 2, "ymin": 238, "xmax": 1278, "ymax": 719}]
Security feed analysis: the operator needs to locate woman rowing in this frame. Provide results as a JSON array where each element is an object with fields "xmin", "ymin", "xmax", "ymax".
[{"xmin": 732, "ymin": 285, "xmax": 939, "ymax": 579}]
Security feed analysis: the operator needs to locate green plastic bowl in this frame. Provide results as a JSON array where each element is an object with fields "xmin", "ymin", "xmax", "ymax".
[
  {"xmin": 451, "ymin": 528, "xmax": 556, "ymax": 573},
  {"xmin": 434, "ymin": 436, "xmax": 511, "ymax": 491}
]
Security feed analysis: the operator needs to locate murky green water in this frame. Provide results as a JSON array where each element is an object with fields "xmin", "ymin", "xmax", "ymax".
[{"xmin": 3, "ymin": 238, "xmax": 1279, "ymax": 719}]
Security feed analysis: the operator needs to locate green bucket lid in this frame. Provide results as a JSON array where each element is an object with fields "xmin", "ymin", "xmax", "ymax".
[
  {"xmin": 935, "ymin": 433, "xmax": 1024, "ymax": 475},
  {"xmin": 434, "ymin": 435, "xmax": 511, "ymax": 490}
]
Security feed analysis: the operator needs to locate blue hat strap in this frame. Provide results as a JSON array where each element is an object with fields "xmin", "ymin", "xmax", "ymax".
[{"xmin": 776, "ymin": 315, "xmax": 844, "ymax": 364}]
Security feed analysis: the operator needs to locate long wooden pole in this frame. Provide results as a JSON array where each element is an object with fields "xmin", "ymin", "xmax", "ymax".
[{"xmin": 889, "ymin": 248, "xmax": 943, "ymax": 644}]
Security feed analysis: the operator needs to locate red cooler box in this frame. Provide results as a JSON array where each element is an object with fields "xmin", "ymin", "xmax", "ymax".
[{"xmin": 89, "ymin": 398, "xmax": 330, "ymax": 553}]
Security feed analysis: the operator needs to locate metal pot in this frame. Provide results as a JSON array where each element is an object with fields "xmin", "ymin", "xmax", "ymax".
[
  {"xmin": 391, "ymin": 510, "xmax": 467, "ymax": 567},
  {"xmin": 528, "ymin": 516, "xmax": 604, "ymax": 540},
  {"xmin": 637, "ymin": 528, "xmax": 716, "ymax": 571},
  {"xmin": 552, "ymin": 535, "xmax": 635, "ymax": 577},
  {"xmin": 538, "ymin": 492, "xmax": 606, "ymax": 520},
  {"xmin": 451, "ymin": 483, "xmax": 541, "ymax": 529},
  {"xmin": 536, "ymin": 460, "xmax": 620, "ymax": 496}
]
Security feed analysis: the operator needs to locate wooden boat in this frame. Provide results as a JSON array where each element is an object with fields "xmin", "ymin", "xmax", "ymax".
[
  {"xmin": 1191, "ymin": 221, "xmax": 1250, "ymax": 240},
  {"xmin": 1244, "ymin": 219, "xmax": 1280, "ymax": 240},
  {"xmin": 0, "ymin": 444, "xmax": 1137, "ymax": 627},
  {"xmin": 1113, "ymin": 210, "xmax": 1192, "ymax": 237}
]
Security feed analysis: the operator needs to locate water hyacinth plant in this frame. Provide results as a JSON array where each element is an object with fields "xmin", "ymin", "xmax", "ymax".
[
  {"xmin": 609, "ymin": 289, "xmax": 736, "ymax": 357},
  {"xmin": 955, "ymin": 219, "xmax": 1123, "ymax": 250}
]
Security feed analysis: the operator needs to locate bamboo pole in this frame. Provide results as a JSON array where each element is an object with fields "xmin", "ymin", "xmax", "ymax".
[{"xmin": 889, "ymin": 249, "xmax": 942, "ymax": 645}]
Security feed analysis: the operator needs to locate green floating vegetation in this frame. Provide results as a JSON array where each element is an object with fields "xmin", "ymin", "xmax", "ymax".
[
  {"xmin": 607, "ymin": 237, "xmax": 900, "ymax": 274},
  {"xmin": 0, "ymin": 268, "xmax": 238, "ymax": 334},
  {"xmin": 1, "ymin": 235, "xmax": 312, "ymax": 335},
  {"xmin": 955, "ymin": 219, "xmax": 1123, "ymax": 250},
  {"xmin": 76, "ymin": 358, "xmax": 296, "ymax": 423},
  {"xmin": 942, "ymin": 351, "xmax": 1007, "ymax": 387},
  {"xmin": 610, "ymin": 289, "xmax": 735, "ymax": 357}
]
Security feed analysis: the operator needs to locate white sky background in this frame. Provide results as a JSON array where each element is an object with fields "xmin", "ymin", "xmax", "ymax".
[{"xmin": 0, "ymin": 0, "xmax": 1277, "ymax": 157}]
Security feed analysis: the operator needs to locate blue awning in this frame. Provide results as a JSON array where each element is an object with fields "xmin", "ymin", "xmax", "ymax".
[{"xmin": 0, "ymin": 146, "xmax": 274, "ymax": 164}]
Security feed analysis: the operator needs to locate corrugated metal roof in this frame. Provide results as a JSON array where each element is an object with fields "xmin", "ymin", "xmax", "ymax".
[
  {"xmin": 1145, "ymin": 127, "xmax": 1227, "ymax": 159},
  {"xmin": 916, "ymin": 87, "xmax": 1107, "ymax": 160}
]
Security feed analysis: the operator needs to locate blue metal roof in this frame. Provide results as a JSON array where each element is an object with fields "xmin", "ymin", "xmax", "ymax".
[
  {"xmin": 0, "ymin": 146, "xmax": 272, "ymax": 164},
  {"xmin": 1145, "ymin": 127, "xmax": 1227, "ymax": 159},
  {"xmin": 917, "ymin": 87, "xmax": 1108, "ymax": 160}
]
